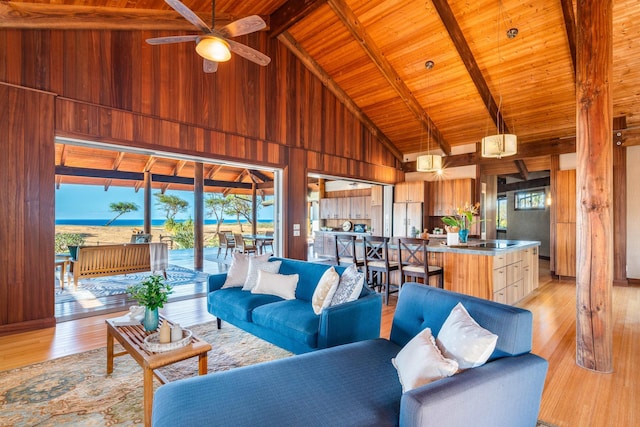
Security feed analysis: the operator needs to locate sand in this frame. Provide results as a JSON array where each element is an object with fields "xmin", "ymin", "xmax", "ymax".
[{"xmin": 55, "ymin": 223, "xmax": 273, "ymax": 248}]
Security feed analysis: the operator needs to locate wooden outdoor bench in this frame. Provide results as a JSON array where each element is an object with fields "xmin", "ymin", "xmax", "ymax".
[{"xmin": 70, "ymin": 243, "xmax": 167, "ymax": 290}]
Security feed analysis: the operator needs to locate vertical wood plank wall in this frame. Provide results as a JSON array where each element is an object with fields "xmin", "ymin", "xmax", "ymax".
[
  {"xmin": 0, "ymin": 29, "xmax": 404, "ymax": 332},
  {"xmin": 0, "ymin": 83, "xmax": 56, "ymax": 334}
]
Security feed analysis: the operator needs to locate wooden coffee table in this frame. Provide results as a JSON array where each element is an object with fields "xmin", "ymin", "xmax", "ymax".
[{"xmin": 106, "ymin": 317, "xmax": 212, "ymax": 427}]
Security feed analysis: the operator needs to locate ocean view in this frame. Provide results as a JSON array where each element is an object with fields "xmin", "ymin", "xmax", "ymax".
[{"xmin": 56, "ymin": 219, "xmax": 274, "ymax": 226}]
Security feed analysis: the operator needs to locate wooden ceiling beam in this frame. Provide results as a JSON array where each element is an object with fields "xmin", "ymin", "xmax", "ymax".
[
  {"xmin": 327, "ymin": 0, "xmax": 451, "ymax": 155},
  {"xmin": 278, "ymin": 32, "xmax": 404, "ymax": 162},
  {"xmin": 207, "ymin": 164, "xmax": 224, "ymax": 179},
  {"xmin": 514, "ymin": 159, "xmax": 529, "ymax": 180},
  {"xmin": 248, "ymin": 169, "xmax": 271, "ymax": 183},
  {"xmin": 431, "ymin": 0, "xmax": 509, "ymax": 135},
  {"xmin": 0, "ymin": 2, "xmax": 241, "ymax": 31},
  {"xmin": 560, "ymin": 0, "xmax": 578, "ymax": 74},
  {"xmin": 269, "ymin": 0, "xmax": 327, "ymax": 38}
]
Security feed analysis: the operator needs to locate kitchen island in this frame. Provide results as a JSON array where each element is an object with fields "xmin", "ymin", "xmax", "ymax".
[{"xmin": 426, "ymin": 239, "xmax": 540, "ymax": 304}]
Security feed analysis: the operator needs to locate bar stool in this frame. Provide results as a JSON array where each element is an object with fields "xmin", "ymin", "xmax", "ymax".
[
  {"xmin": 363, "ymin": 236, "xmax": 399, "ymax": 305},
  {"xmin": 334, "ymin": 234, "xmax": 365, "ymax": 269},
  {"xmin": 397, "ymin": 237, "xmax": 444, "ymax": 288}
]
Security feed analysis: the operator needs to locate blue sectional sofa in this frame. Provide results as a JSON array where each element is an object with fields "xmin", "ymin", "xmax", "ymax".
[
  {"xmin": 154, "ymin": 283, "xmax": 548, "ymax": 427},
  {"xmin": 206, "ymin": 257, "xmax": 383, "ymax": 354}
]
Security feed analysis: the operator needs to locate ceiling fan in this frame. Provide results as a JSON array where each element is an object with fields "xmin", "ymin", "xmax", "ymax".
[{"xmin": 146, "ymin": 0, "xmax": 271, "ymax": 73}]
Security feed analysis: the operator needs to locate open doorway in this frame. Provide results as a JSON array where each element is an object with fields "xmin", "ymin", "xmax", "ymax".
[{"xmin": 54, "ymin": 138, "xmax": 281, "ymax": 321}]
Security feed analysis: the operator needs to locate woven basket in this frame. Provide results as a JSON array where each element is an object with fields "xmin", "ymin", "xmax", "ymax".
[{"xmin": 143, "ymin": 329, "xmax": 193, "ymax": 353}]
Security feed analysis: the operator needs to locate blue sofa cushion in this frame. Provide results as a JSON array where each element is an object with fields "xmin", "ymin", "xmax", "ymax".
[
  {"xmin": 152, "ymin": 339, "xmax": 403, "ymax": 427},
  {"xmin": 269, "ymin": 258, "xmax": 346, "ymax": 302},
  {"xmin": 252, "ymin": 299, "xmax": 320, "ymax": 348},
  {"xmin": 208, "ymin": 288, "xmax": 282, "ymax": 322}
]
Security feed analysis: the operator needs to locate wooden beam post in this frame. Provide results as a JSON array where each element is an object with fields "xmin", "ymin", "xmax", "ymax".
[
  {"xmin": 194, "ymin": 162, "xmax": 204, "ymax": 271},
  {"xmin": 575, "ymin": 0, "xmax": 613, "ymax": 372},
  {"xmin": 144, "ymin": 171, "xmax": 152, "ymax": 235}
]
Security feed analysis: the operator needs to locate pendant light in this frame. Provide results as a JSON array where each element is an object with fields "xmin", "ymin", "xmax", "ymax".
[
  {"xmin": 416, "ymin": 60, "xmax": 442, "ymax": 172},
  {"xmin": 481, "ymin": 1, "xmax": 517, "ymax": 159}
]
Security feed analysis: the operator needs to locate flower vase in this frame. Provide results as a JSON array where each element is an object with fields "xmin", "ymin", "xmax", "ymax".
[
  {"xmin": 143, "ymin": 307, "xmax": 159, "ymax": 331},
  {"xmin": 458, "ymin": 229, "xmax": 469, "ymax": 244}
]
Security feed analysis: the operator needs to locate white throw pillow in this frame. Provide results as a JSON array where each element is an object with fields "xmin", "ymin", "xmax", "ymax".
[
  {"xmin": 392, "ymin": 327, "xmax": 459, "ymax": 393},
  {"xmin": 329, "ymin": 264, "xmax": 364, "ymax": 306},
  {"xmin": 436, "ymin": 302, "xmax": 499, "ymax": 369},
  {"xmin": 311, "ymin": 267, "xmax": 340, "ymax": 314},
  {"xmin": 242, "ymin": 258, "xmax": 282, "ymax": 291},
  {"xmin": 251, "ymin": 270, "xmax": 299, "ymax": 300},
  {"xmin": 222, "ymin": 252, "xmax": 271, "ymax": 288}
]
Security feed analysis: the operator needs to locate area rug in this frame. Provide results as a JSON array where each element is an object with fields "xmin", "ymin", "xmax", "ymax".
[
  {"xmin": 0, "ymin": 322, "xmax": 291, "ymax": 427},
  {"xmin": 55, "ymin": 264, "xmax": 210, "ymax": 302}
]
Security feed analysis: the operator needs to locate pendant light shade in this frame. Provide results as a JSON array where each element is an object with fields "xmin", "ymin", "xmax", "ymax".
[
  {"xmin": 196, "ymin": 36, "xmax": 231, "ymax": 62},
  {"xmin": 416, "ymin": 154, "xmax": 443, "ymax": 172},
  {"xmin": 481, "ymin": 134, "xmax": 517, "ymax": 158}
]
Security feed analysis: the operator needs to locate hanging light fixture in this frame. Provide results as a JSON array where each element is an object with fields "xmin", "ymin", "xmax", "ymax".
[
  {"xmin": 481, "ymin": 1, "xmax": 517, "ymax": 159},
  {"xmin": 416, "ymin": 60, "xmax": 442, "ymax": 172}
]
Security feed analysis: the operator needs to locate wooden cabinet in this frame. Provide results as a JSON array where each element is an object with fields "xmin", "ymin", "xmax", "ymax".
[
  {"xmin": 522, "ymin": 246, "xmax": 539, "ymax": 294},
  {"xmin": 492, "ymin": 249, "xmax": 532, "ymax": 305},
  {"xmin": 350, "ymin": 196, "xmax": 371, "ymax": 219},
  {"xmin": 393, "ymin": 202, "xmax": 423, "ymax": 237},
  {"xmin": 320, "ymin": 198, "xmax": 337, "ymax": 220},
  {"xmin": 320, "ymin": 196, "xmax": 372, "ymax": 220},
  {"xmin": 395, "ymin": 181, "xmax": 426, "ymax": 203},
  {"xmin": 371, "ymin": 185, "xmax": 383, "ymax": 206},
  {"xmin": 555, "ymin": 169, "xmax": 576, "ymax": 277},
  {"xmin": 427, "ymin": 178, "xmax": 475, "ymax": 216}
]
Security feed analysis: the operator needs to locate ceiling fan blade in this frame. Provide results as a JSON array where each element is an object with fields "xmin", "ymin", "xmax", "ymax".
[
  {"xmin": 218, "ymin": 15, "xmax": 266, "ymax": 38},
  {"xmin": 165, "ymin": 0, "xmax": 212, "ymax": 34},
  {"xmin": 226, "ymin": 39, "xmax": 271, "ymax": 66},
  {"xmin": 203, "ymin": 59, "xmax": 218, "ymax": 73},
  {"xmin": 146, "ymin": 35, "xmax": 199, "ymax": 45}
]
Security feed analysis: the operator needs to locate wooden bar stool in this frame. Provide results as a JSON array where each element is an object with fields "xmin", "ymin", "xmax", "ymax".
[
  {"xmin": 363, "ymin": 236, "xmax": 398, "ymax": 305},
  {"xmin": 397, "ymin": 237, "xmax": 444, "ymax": 289},
  {"xmin": 334, "ymin": 234, "xmax": 365, "ymax": 270}
]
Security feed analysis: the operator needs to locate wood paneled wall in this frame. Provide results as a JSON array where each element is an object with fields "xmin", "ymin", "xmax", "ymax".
[
  {"xmin": 0, "ymin": 83, "xmax": 56, "ymax": 334},
  {"xmin": 0, "ymin": 28, "xmax": 404, "ymax": 332}
]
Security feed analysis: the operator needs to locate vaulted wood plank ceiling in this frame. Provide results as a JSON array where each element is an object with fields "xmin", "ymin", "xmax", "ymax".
[{"xmin": 4, "ymin": 0, "xmax": 640, "ymax": 167}]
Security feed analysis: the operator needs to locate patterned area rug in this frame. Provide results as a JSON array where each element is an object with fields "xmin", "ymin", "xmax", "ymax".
[
  {"xmin": 0, "ymin": 322, "xmax": 291, "ymax": 426},
  {"xmin": 55, "ymin": 264, "xmax": 210, "ymax": 302}
]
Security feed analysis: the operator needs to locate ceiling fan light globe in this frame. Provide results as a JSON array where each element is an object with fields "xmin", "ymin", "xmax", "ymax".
[{"xmin": 196, "ymin": 37, "xmax": 231, "ymax": 62}]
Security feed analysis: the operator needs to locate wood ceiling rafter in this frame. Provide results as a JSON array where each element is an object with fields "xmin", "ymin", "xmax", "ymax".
[
  {"xmin": 560, "ymin": 0, "xmax": 577, "ymax": 74},
  {"xmin": 207, "ymin": 164, "xmax": 224, "ymax": 179},
  {"xmin": 223, "ymin": 170, "xmax": 249, "ymax": 196},
  {"xmin": 277, "ymin": 32, "xmax": 403, "ymax": 162},
  {"xmin": 269, "ymin": 0, "xmax": 327, "ymax": 38},
  {"xmin": 0, "ymin": 1, "xmax": 235, "ymax": 31},
  {"xmin": 431, "ymin": 0, "xmax": 509, "ymax": 135},
  {"xmin": 160, "ymin": 159, "xmax": 188, "ymax": 192},
  {"xmin": 514, "ymin": 159, "xmax": 529, "ymax": 180},
  {"xmin": 104, "ymin": 151, "xmax": 126, "ymax": 191},
  {"xmin": 326, "ymin": 0, "xmax": 451, "ymax": 155}
]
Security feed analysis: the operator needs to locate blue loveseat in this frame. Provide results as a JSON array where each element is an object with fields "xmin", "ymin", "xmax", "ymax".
[
  {"xmin": 206, "ymin": 257, "xmax": 383, "ymax": 354},
  {"xmin": 154, "ymin": 283, "xmax": 548, "ymax": 427}
]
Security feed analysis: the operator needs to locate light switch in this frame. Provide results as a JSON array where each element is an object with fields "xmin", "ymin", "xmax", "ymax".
[{"xmin": 293, "ymin": 230, "xmax": 300, "ymax": 237}]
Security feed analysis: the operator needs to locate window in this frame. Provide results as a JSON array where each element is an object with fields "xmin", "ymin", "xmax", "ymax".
[
  {"xmin": 496, "ymin": 196, "xmax": 507, "ymax": 230},
  {"xmin": 514, "ymin": 190, "xmax": 546, "ymax": 210}
]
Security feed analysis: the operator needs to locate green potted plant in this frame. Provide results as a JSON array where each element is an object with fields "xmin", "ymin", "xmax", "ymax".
[
  {"xmin": 441, "ymin": 202, "xmax": 481, "ymax": 244},
  {"xmin": 127, "ymin": 275, "xmax": 173, "ymax": 331}
]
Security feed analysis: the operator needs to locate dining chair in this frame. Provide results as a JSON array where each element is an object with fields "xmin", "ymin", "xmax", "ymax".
[
  {"xmin": 334, "ymin": 234, "xmax": 364, "ymax": 270},
  {"xmin": 234, "ymin": 233, "xmax": 257, "ymax": 255},
  {"xmin": 256, "ymin": 231, "xmax": 274, "ymax": 254},
  {"xmin": 397, "ymin": 237, "xmax": 444, "ymax": 289},
  {"xmin": 217, "ymin": 232, "xmax": 236, "ymax": 258},
  {"xmin": 362, "ymin": 236, "xmax": 399, "ymax": 305}
]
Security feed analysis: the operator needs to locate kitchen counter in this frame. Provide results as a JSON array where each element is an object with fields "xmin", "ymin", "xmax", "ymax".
[{"xmin": 426, "ymin": 239, "xmax": 540, "ymax": 255}]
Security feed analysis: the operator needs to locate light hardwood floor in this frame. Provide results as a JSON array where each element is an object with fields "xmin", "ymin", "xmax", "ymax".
[{"xmin": 1, "ymin": 261, "xmax": 638, "ymax": 426}]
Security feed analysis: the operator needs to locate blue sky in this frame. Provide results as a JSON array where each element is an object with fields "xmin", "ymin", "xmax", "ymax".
[{"xmin": 55, "ymin": 184, "xmax": 273, "ymax": 220}]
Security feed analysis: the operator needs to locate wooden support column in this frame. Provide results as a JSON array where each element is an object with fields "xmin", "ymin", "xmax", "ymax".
[
  {"xmin": 194, "ymin": 162, "xmax": 204, "ymax": 271},
  {"xmin": 283, "ymin": 147, "xmax": 309, "ymax": 260},
  {"xmin": 252, "ymin": 183, "xmax": 258, "ymax": 236},
  {"xmin": 575, "ymin": 0, "xmax": 613, "ymax": 372},
  {"xmin": 144, "ymin": 172, "xmax": 152, "ymax": 235},
  {"xmin": 613, "ymin": 118, "xmax": 628, "ymax": 286}
]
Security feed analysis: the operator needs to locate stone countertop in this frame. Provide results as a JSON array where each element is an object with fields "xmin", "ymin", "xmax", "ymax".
[
  {"xmin": 314, "ymin": 230, "xmax": 372, "ymax": 236},
  {"xmin": 425, "ymin": 239, "xmax": 540, "ymax": 255}
]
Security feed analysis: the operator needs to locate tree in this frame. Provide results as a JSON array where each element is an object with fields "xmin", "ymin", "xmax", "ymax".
[
  {"xmin": 224, "ymin": 195, "xmax": 261, "ymax": 232},
  {"xmin": 105, "ymin": 202, "xmax": 139, "ymax": 226},
  {"xmin": 154, "ymin": 193, "xmax": 188, "ymax": 220},
  {"xmin": 205, "ymin": 193, "xmax": 231, "ymax": 233}
]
